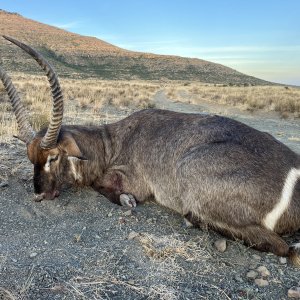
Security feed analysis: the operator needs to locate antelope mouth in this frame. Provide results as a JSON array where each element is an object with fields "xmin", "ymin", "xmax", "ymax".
[{"xmin": 34, "ymin": 190, "xmax": 60, "ymax": 202}]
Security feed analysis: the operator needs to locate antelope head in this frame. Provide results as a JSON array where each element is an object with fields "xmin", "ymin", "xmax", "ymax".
[{"xmin": 0, "ymin": 36, "xmax": 84, "ymax": 200}]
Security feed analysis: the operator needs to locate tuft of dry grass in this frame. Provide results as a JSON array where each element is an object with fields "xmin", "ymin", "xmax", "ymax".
[
  {"xmin": 65, "ymin": 274, "xmax": 180, "ymax": 300},
  {"xmin": 0, "ymin": 288, "xmax": 16, "ymax": 300},
  {"xmin": 135, "ymin": 232, "xmax": 209, "ymax": 261}
]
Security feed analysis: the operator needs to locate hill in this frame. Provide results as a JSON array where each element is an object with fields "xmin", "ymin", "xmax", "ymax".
[{"xmin": 0, "ymin": 9, "xmax": 271, "ymax": 84}]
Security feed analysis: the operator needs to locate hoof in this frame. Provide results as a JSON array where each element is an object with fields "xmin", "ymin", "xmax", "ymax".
[{"xmin": 120, "ymin": 193, "xmax": 137, "ymax": 208}]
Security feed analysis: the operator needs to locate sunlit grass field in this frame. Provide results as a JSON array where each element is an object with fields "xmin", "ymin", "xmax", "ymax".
[{"xmin": 1, "ymin": 74, "xmax": 299, "ymax": 142}]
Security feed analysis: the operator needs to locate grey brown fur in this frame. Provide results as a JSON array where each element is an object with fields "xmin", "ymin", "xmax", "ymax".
[
  {"xmin": 32, "ymin": 109, "xmax": 300, "ymax": 264},
  {"xmin": 1, "ymin": 37, "xmax": 300, "ymax": 266}
]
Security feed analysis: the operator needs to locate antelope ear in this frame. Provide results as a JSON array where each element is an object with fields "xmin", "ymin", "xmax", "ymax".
[{"xmin": 59, "ymin": 133, "xmax": 87, "ymax": 160}]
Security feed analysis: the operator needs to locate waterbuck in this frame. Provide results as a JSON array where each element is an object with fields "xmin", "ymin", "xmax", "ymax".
[{"xmin": 1, "ymin": 36, "xmax": 300, "ymax": 266}]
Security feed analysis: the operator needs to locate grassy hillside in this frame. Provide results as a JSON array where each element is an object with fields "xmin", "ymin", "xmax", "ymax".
[{"xmin": 0, "ymin": 9, "xmax": 271, "ymax": 84}]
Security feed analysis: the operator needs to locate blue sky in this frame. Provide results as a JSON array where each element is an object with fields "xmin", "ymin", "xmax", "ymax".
[{"xmin": 1, "ymin": 0, "xmax": 299, "ymax": 85}]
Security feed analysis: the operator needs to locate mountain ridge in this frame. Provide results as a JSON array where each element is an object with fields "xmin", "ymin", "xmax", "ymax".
[{"xmin": 0, "ymin": 9, "xmax": 272, "ymax": 84}]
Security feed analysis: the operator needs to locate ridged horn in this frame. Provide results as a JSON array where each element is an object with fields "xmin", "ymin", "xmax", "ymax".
[
  {"xmin": 3, "ymin": 35, "xmax": 64, "ymax": 149},
  {"xmin": 0, "ymin": 66, "xmax": 35, "ymax": 143}
]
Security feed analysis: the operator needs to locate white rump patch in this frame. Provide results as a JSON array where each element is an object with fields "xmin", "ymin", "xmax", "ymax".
[
  {"xmin": 263, "ymin": 168, "xmax": 300, "ymax": 231},
  {"xmin": 68, "ymin": 157, "xmax": 82, "ymax": 181}
]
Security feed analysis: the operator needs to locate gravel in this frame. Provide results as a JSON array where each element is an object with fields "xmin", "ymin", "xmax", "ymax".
[{"xmin": 1, "ymin": 99, "xmax": 300, "ymax": 299}]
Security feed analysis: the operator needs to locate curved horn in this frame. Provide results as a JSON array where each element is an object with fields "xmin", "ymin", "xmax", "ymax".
[
  {"xmin": 3, "ymin": 36, "xmax": 64, "ymax": 149},
  {"xmin": 0, "ymin": 67, "xmax": 35, "ymax": 143}
]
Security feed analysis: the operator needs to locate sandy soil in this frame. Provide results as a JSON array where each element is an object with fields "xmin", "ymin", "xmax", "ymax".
[{"xmin": 0, "ymin": 92, "xmax": 300, "ymax": 300}]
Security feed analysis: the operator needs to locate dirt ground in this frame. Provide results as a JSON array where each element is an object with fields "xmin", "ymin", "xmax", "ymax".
[{"xmin": 1, "ymin": 92, "xmax": 300, "ymax": 300}]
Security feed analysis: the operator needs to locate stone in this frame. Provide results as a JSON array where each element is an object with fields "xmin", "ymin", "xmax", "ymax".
[
  {"xmin": 279, "ymin": 257, "xmax": 287, "ymax": 264},
  {"xmin": 246, "ymin": 270, "xmax": 258, "ymax": 279},
  {"xmin": 118, "ymin": 217, "xmax": 126, "ymax": 224},
  {"xmin": 257, "ymin": 266, "xmax": 270, "ymax": 277},
  {"xmin": 249, "ymin": 263, "xmax": 258, "ymax": 269},
  {"xmin": 0, "ymin": 181, "xmax": 8, "ymax": 188},
  {"xmin": 288, "ymin": 287, "xmax": 300, "ymax": 298},
  {"xmin": 254, "ymin": 278, "xmax": 269, "ymax": 287},
  {"xmin": 29, "ymin": 252, "xmax": 38, "ymax": 258},
  {"xmin": 214, "ymin": 239, "xmax": 227, "ymax": 252},
  {"xmin": 123, "ymin": 210, "xmax": 132, "ymax": 216},
  {"xmin": 128, "ymin": 231, "xmax": 139, "ymax": 240},
  {"xmin": 234, "ymin": 274, "xmax": 243, "ymax": 283},
  {"xmin": 252, "ymin": 254, "xmax": 261, "ymax": 261}
]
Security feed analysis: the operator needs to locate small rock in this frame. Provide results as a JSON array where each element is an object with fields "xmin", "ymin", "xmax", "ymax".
[
  {"xmin": 252, "ymin": 254, "xmax": 261, "ymax": 261},
  {"xmin": 33, "ymin": 194, "xmax": 44, "ymax": 202},
  {"xmin": 279, "ymin": 257, "xmax": 287, "ymax": 264},
  {"xmin": 29, "ymin": 252, "xmax": 38, "ymax": 258},
  {"xmin": 74, "ymin": 234, "xmax": 81, "ymax": 242},
  {"xmin": 249, "ymin": 261, "xmax": 258, "ymax": 268},
  {"xmin": 0, "ymin": 181, "xmax": 8, "ymax": 188},
  {"xmin": 123, "ymin": 210, "xmax": 132, "ymax": 216},
  {"xmin": 118, "ymin": 217, "xmax": 126, "ymax": 224},
  {"xmin": 246, "ymin": 270, "xmax": 258, "ymax": 279},
  {"xmin": 234, "ymin": 274, "xmax": 243, "ymax": 283},
  {"xmin": 255, "ymin": 278, "xmax": 269, "ymax": 287},
  {"xmin": 214, "ymin": 239, "xmax": 227, "ymax": 252},
  {"xmin": 279, "ymin": 269, "xmax": 284, "ymax": 276},
  {"xmin": 288, "ymin": 287, "xmax": 300, "ymax": 298},
  {"xmin": 257, "ymin": 266, "xmax": 270, "ymax": 277},
  {"xmin": 183, "ymin": 218, "xmax": 194, "ymax": 228},
  {"xmin": 128, "ymin": 231, "xmax": 139, "ymax": 240}
]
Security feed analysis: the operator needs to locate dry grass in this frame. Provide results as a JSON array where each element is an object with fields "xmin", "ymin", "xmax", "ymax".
[
  {"xmin": 62, "ymin": 232, "xmax": 216, "ymax": 300},
  {"xmin": 1, "ymin": 74, "xmax": 299, "ymax": 143},
  {"xmin": 67, "ymin": 275, "xmax": 178, "ymax": 300},
  {"xmin": 0, "ymin": 74, "xmax": 161, "ymax": 142},
  {"xmin": 0, "ymin": 288, "xmax": 16, "ymax": 300},
  {"xmin": 134, "ymin": 232, "xmax": 209, "ymax": 261},
  {"xmin": 165, "ymin": 82, "xmax": 300, "ymax": 117}
]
